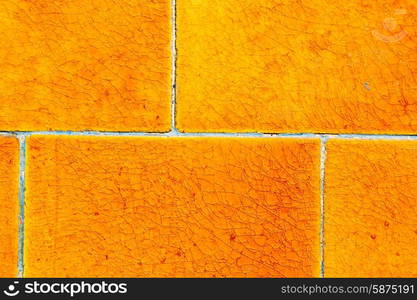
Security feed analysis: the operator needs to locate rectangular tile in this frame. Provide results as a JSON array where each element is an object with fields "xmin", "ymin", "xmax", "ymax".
[
  {"xmin": 325, "ymin": 139, "xmax": 417, "ymax": 277},
  {"xmin": 0, "ymin": 137, "xmax": 19, "ymax": 277},
  {"xmin": 25, "ymin": 136, "xmax": 320, "ymax": 277},
  {"xmin": 0, "ymin": 0, "xmax": 171, "ymax": 131},
  {"xmin": 177, "ymin": 0, "xmax": 417, "ymax": 134}
]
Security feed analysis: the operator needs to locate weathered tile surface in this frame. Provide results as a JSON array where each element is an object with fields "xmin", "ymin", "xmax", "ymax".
[
  {"xmin": 25, "ymin": 136, "xmax": 320, "ymax": 277},
  {"xmin": 0, "ymin": 0, "xmax": 171, "ymax": 131},
  {"xmin": 0, "ymin": 137, "xmax": 19, "ymax": 277},
  {"xmin": 177, "ymin": 0, "xmax": 417, "ymax": 134},
  {"xmin": 325, "ymin": 139, "xmax": 417, "ymax": 277}
]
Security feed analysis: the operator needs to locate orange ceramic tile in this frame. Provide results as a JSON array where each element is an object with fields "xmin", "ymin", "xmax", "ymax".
[
  {"xmin": 325, "ymin": 139, "xmax": 417, "ymax": 277},
  {"xmin": 25, "ymin": 136, "xmax": 320, "ymax": 277},
  {"xmin": 0, "ymin": 137, "xmax": 19, "ymax": 277},
  {"xmin": 177, "ymin": 0, "xmax": 417, "ymax": 134},
  {"xmin": 0, "ymin": 0, "xmax": 171, "ymax": 131}
]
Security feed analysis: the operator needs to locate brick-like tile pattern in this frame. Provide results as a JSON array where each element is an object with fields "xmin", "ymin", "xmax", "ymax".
[
  {"xmin": 325, "ymin": 139, "xmax": 417, "ymax": 277},
  {"xmin": 24, "ymin": 136, "xmax": 320, "ymax": 277},
  {"xmin": 0, "ymin": 0, "xmax": 415, "ymax": 279},
  {"xmin": 177, "ymin": 0, "xmax": 417, "ymax": 134},
  {"xmin": 0, "ymin": 0, "xmax": 171, "ymax": 131},
  {"xmin": 0, "ymin": 137, "xmax": 19, "ymax": 277}
]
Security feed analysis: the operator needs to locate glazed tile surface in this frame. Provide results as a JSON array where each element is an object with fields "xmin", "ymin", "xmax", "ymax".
[
  {"xmin": 325, "ymin": 139, "xmax": 417, "ymax": 277},
  {"xmin": 25, "ymin": 136, "xmax": 320, "ymax": 277},
  {"xmin": 0, "ymin": 137, "xmax": 19, "ymax": 277},
  {"xmin": 0, "ymin": 0, "xmax": 171, "ymax": 131},
  {"xmin": 0, "ymin": 0, "xmax": 416, "ymax": 279},
  {"xmin": 177, "ymin": 0, "xmax": 417, "ymax": 134}
]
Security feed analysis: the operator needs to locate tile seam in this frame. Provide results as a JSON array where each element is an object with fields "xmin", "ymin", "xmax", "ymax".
[
  {"xmin": 170, "ymin": 0, "xmax": 178, "ymax": 133},
  {"xmin": 17, "ymin": 134, "xmax": 27, "ymax": 278},
  {"xmin": 319, "ymin": 136, "xmax": 328, "ymax": 278},
  {"xmin": 3, "ymin": 132, "xmax": 320, "ymax": 138},
  {"xmin": 3, "ymin": 132, "xmax": 417, "ymax": 139}
]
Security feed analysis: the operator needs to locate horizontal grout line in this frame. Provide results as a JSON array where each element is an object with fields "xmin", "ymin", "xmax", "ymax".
[
  {"xmin": 0, "ymin": 131, "xmax": 320, "ymax": 138},
  {"xmin": 0, "ymin": 132, "xmax": 16, "ymax": 137},
  {"xmin": 327, "ymin": 134, "xmax": 417, "ymax": 140},
  {"xmin": 2, "ymin": 131, "xmax": 417, "ymax": 140}
]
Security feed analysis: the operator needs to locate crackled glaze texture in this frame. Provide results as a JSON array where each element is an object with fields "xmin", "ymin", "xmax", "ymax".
[
  {"xmin": 177, "ymin": 0, "xmax": 417, "ymax": 133},
  {"xmin": 25, "ymin": 136, "xmax": 320, "ymax": 277},
  {"xmin": 325, "ymin": 139, "xmax": 417, "ymax": 277},
  {"xmin": 0, "ymin": 137, "xmax": 19, "ymax": 277},
  {"xmin": 0, "ymin": 0, "xmax": 171, "ymax": 131}
]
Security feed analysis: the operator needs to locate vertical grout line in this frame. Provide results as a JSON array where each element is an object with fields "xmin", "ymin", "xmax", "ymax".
[
  {"xmin": 319, "ymin": 135, "xmax": 328, "ymax": 278},
  {"xmin": 170, "ymin": 0, "xmax": 178, "ymax": 133},
  {"xmin": 17, "ymin": 134, "xmax": 27, "ymax": 278}
]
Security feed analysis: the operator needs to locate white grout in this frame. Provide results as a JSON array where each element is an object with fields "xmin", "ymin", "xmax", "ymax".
[
  {"xmin": 0, "ymin": 131, "xmax": 321, "ymax": 138},
  {"xmin": 170, "ymin": 0, "xmax": 178, "ymax": 133},
  {"xmin": 17, "ymin": 134, "xmax": 26, "ymax": 278},
  {"xmin": 3, "ymin": 131, "xmax": 417, "ymax": 140},
  {"xmin": 319, "ymin": 136, "xmax": 328, "ymax": 278},
  {"xmin": 326, "ymin": 133, "xmax": 417, "ymax": 140},
  {"xmin": 0, "ymin": 132, "xmax": 15, "ymax": 137}
]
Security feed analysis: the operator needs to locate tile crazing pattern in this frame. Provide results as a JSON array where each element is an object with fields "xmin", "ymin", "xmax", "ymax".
[
  {"xmin": 24, "ymin": 136, "xmax": 321, "ymax": 277},
  {"xmin": 0, "ymin": 137, "xmax": 19, "ymax": 277},
  {"xmin": 0, "ymin": 0, "xmax": 416, "ymax": 279},
  {"xmin": 0, "ymin": 0, "xmax": 171, "ymax": 131},
  {"xmin": 325, "ymin": 139, "xmax": 417, "ymax": 277},
  {"xmin": 177, "ymin": 0, "xmax": 417, "ymax": 134}
]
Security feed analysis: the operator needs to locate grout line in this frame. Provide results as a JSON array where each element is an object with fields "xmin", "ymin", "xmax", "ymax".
[
  {"xmin": 319, "ymin": 136, "xmax": 327, "ymax": 278},
  {"xmin": 2, "ymin": 131, "xmax": 417, "ymax": 139},
  {"xmin": 0, "ymin": 131, "xmax": 322, "ymax": 138},
  {"xmin": 17, "ymin": 134, "xmax": 27, "ymax": 278},
  {"xmin": 0, "ymin": 132, "xmax": 15, "ymax": 137},
  {"xmin": 170, "ymin": 0, "xmax": 178, "ymax": 133},
  {"xmin": 327, "ymin": 133, "xmax": 417, "ymax": 140}
]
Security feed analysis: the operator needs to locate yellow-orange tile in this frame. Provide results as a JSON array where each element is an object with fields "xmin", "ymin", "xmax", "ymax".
[
  {"xmin": 177, "ymin": 0, "xmax": 417, "ymax": 134},
  {"xmin": 0, "ymin": 0, "xmax": 171, "ymax": 131},
  {"xmin": 25, "ymin": 136, "xmax": 320, "ymax": 277},
  {"xmin": 325, "ymin": 139, "xmax": 417, "ymax": 277},
  {"xmin": 0, "ymin": 137, "xmax": 19, "ymax": 277}
]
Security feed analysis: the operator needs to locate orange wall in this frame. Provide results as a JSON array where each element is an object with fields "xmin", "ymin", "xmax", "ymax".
[{"xmin": 0, "ymin": 0, "xmax": 416, "ymax": 278}]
